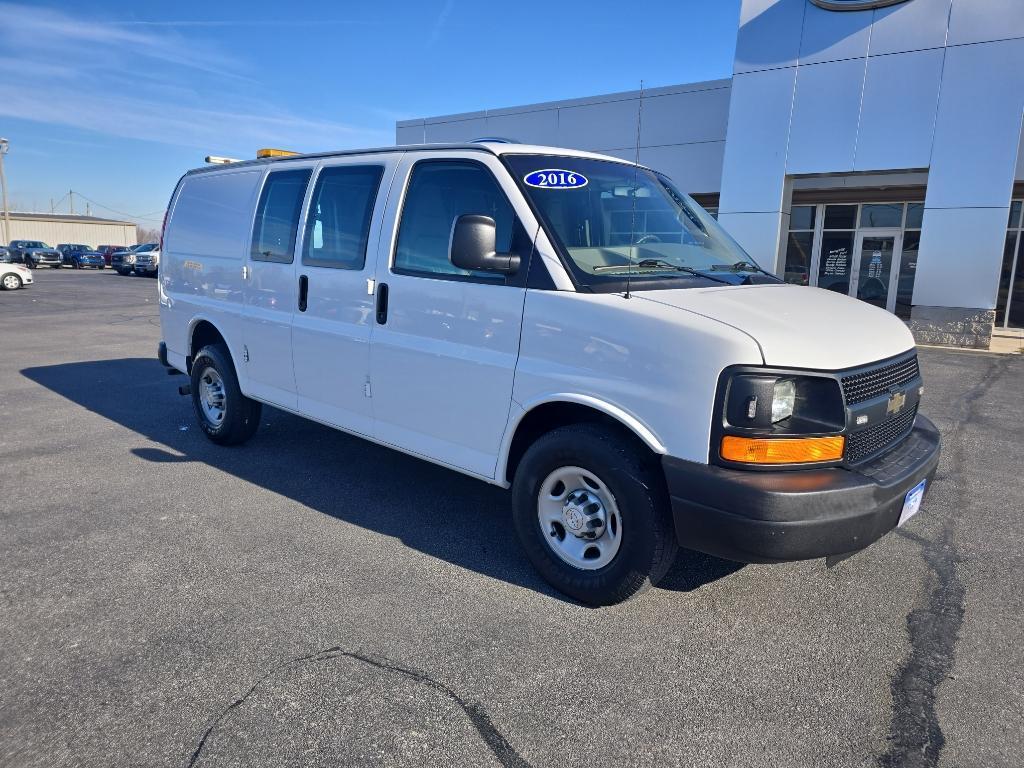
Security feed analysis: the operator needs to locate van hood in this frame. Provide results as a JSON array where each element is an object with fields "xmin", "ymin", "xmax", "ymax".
[{"xmin": 637, "ymin": 284, "xmax": 915, "ymax": 370}]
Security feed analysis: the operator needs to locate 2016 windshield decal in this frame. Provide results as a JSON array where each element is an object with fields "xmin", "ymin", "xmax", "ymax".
[
  {"xmin": 809, "ymin": 0, "xmax": 911, "ymax": 10},
  {"xmin": 524, "ymin": 169, "xmax": 588, "ymax": 189}
]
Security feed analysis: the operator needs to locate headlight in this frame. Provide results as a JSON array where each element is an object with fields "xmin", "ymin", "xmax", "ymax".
[
  {"xmin": 718, "ymin": 370, "xmax": 846, "ymax": 466},
  {"xmin": 771, "ymin": 379, "xmax": 795, "ymax": 423}
]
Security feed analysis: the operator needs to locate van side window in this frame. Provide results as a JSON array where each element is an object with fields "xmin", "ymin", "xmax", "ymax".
[
  {"xmin": 251, "ymin": 169, "xmax": 311, "ymax": 263},
  {"xmin": 302, "ymin": 165, "xmax": 383, "ymax": 270},
  {"xmin": 394, "ymin": 161, "xmax": 513, "ymax": 282}
]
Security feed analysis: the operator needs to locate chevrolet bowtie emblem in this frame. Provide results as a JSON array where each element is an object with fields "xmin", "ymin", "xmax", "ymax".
[{"xmin": 886, "ymin": 390, "xmax": 907, "ymax": 415}]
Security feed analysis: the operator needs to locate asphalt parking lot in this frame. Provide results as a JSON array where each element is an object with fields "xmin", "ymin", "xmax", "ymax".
[{"xmin": 1, "ymin": 268, "xmax": 1022, "ymax": 768}]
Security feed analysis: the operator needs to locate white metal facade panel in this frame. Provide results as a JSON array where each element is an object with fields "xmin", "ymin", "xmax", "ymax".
[
  {"xmin": 787, "ymin": 58, "xmax": 866, "ymax": 175},
  {"xmin": 639, "ymin": 87, "xmax": 731, "ymax": 146},
  {"xmin": 716, "ymin": 211, "xmax": 789, "ymax": 272},
  {"xmin": 483, "ymin": 108, "xmax": 559, "ymax": 146},
  {"xmin": 557, "ymin": 99, "xmax": 640, "ymax": 151},
  {"xmin": 869, "ymin": 0, "xmax": 952, "ymax": 56},
  {"xmin": 734, "ymin": 0, "xmax": 806, "ymax": 74},
  {"xmin": 718, "ymin": 68, "xmax": 796, "ymax": 214},
  {"xmin": 925, "ymin": 36, "xmax": 1024, "ymax": 209},
  {"xmin": 423, "ymin": 117, "xmax": 487, "ymax": 143},
  {"xmin": 947, "ymin": 0, "xmax": 1024, "ymax": 46},
  {"xmin": 798, "ymin": 2, "xmax": 873, "ymax": 65},
  {"xmin": 640, "ymin": 142, "xmax": 726, "ymax": 195},
  {"xmin": 913, "ymin": 207, "xmax": 1009, "ymax": 309},
  {"xmin": 855, "ymin": 47, "xmax": 944, "ymax": 171}
]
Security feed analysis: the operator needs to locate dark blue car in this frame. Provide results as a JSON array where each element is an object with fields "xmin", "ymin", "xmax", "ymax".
[{"xmin": 57, "ymin": 244, "xmax": 107, "ymax": 270}]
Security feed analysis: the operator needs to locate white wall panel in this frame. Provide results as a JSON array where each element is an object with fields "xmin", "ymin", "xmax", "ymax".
[
  {"xmin": 484, "ymin": 109, "xmax": 558, "ymax": 146},
  {"xmin": 639, "ymin": 142, "xmax": 726, "ymax": 194},
  {"xmin": 869, "ymin": 0, "xmax": 952, "ymax": 56},
  {"xmin": 855, "ymin": 48, "xmax": 943, "ymax": 171},
  {"xmin": 558, "ymin": 99, "xmax": 639, "ymax": 151},
  {"xmin": 640, "ymin": 88, "xmax": 730, "ymax": 147},
  {"xmin": 423, "ymin": 117, "xmax": 487, "ymax": 143},
  {"xmin": 926, "ymin": 37, "xmax": 1024, "ymax": 208},
  {"xmin": 734, "ymin": 0, "xmax": 805, "ymax": 74},
  {"xmin": 396, "ymin": 121, "xmax": 424, "ymax": 144},
  {"xmin": 913, "ymin": 207, "xmax": 1009, "ymax": 308},
  {"xmin": 718, "ymin": 67, "xmax": 796, "ymax": 213},
  {"xmin": 787, "ymin": 58, "xmax": 865, "ymax": 175},
  {"xmin": 798, "ymin": 2, "xmax": 872, "ymax": 65},
  {"xmin": 716, "ymin": 211, "xmax": 789, "ymax": 272},
  {"xmin": 948, "ymin": 0, "xmax": 1024, "ymax": 47}
]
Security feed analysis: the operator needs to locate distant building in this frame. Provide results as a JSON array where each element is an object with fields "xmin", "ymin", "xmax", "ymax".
[
  {"xmin": 2, "ymin": 212, "xmax": 137, "ymax": 249},
  {"xmin": 400, "ymin": 0, "xmax": 1024, "ymax": 349}
]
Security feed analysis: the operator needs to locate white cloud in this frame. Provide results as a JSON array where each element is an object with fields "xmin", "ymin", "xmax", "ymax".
[{"xmin": 0, "ymin": 3, "xmax": 391, "ymax": 153}]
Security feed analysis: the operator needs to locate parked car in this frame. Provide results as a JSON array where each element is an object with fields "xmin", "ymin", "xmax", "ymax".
[
  {"xmin": 158, "ymin": 143, "xmax": 941, "ymax": 606},
  {"xmin": 1, "ymin": 262, "xmax": 32, "ymax": 290},
  {"xmin": 8, "ymin": 240, "xmax": 62, "ymax": 268},
  {"xmin": 57, "ymin": 244, "xmax": 106, "ymax": 270},
  {"xmin": 111, "ymin": 244, "xmax": 143, "ymax": 275},
  {"xmin": 97, "ymin": 245, "xmax": 125, "ymax": 266},
  {"xmin": 0, "ymin": 246, "xmax": 10, "ymax": 263},
  {"xmin": 133, "ymin": 245, "xmax": 160, "ymax": 276}
]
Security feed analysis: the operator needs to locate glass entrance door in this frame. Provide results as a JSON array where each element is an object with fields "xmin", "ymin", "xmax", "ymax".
[{"xmin": 852, "ymin": 231, "xmax": 902, "ymax": 311}]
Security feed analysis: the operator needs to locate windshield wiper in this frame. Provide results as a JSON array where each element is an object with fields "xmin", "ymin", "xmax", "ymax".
[
  {"xmin": 594, "ymin": 259, "xmax": 733, "ymax": 285},
  {"xmin": 710, "ymin": 260, "xmax": 779, "ymax": 279}
]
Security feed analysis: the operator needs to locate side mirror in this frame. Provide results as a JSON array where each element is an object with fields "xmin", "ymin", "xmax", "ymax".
[{"xmin": 450, "ymin": 214, "xmax": 520, "ymax": 275}]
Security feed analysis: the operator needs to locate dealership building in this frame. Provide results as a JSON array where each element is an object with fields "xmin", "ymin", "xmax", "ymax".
[
  {"xmin": 398, "ymin": 0, "xmax": 1024, "ymax": 349},
  {"xmin": 2, "ymin": 212, "xmax": 136, "ymax": 250}
]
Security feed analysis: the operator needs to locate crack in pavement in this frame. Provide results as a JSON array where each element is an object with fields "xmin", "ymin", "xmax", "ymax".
[
  {"xmin": 879, "ymin": 355, "xmax": 1009, "ymax": 768},
  {"xmin": 185, "ymin": 645, "xmax": 532, "ymax": 768}
]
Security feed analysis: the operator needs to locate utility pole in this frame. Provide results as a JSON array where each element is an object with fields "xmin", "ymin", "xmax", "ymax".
[
  {"xmin": 86, "ymin": 202, "xmax": 90, "ymax": 216},
  {"xmin": 50, "ymin": 198, "xmax": 54, "ymax": 213},
  {"xmin": 69, "ymin": 189, "xmax": 74, "ymax": 216},
  {"xmin": 0, "ymin": 139, "xmax": 10, "ymax": 246}
]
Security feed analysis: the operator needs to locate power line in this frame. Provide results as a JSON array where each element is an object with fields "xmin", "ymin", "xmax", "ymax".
[{"xmin": 56, "ymin": 191, "xmax": 165, "ymax": 223}]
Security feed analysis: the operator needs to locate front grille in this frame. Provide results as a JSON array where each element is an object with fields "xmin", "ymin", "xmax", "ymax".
[
  {"xmin": 840, "ymin": 354, "xmax": 920, "ymax": 405},
  {"xmin": 846, "ymin": 404, "xmax": 918, "ymax": 464}
]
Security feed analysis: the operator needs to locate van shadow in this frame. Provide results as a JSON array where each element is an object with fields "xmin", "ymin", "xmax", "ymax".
[{"xmin": 23, "ymin": 358, "xmax": 742, "ymax": 604}]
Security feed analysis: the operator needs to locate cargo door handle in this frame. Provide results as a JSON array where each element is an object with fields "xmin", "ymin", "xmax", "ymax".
[
  {"xmin": 376, "ymin": 282, "xmax": 389, "ymax": 324},
  {"xmin": 298, "ymin": 274, "xmax": 308, "ymax": 312}
]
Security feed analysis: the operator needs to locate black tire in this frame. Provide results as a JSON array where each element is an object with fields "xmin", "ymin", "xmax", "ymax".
[
  {"xmin": 190, "ymin": 343, "xmax": 261, "ymax": 446},
  {"xmin": 512, "ymin": 423, "xmax": 678, "ymax": 606},
  {"xmin": 116, "ymin": 268, "xmax": 127, "ymax": 276},
  {"xmin": 25, "ymin": 258, "xmax": 34, "ymax": 269}
]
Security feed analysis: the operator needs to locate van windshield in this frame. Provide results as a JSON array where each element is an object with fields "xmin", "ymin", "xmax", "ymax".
[{"xmin": 505, "ymin": 155, "xmax": 776, "ymax": 292}]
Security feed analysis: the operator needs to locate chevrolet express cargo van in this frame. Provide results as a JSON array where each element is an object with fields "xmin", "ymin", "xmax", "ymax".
[{"xmin": 157, "ymin": 143, "xmax": 940, "ymax": 605}]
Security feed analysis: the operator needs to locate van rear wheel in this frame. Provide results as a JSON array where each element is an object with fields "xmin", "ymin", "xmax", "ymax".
[
  {"xmin": 511, "ymin": 424, "xmax": 678, "ymax": 606},
  {"xmin": 190, "ymin": 343, "xmax": 261, "ymax": 446}
]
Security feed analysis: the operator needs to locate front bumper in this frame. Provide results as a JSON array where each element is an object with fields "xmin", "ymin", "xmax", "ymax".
[{"xmin": 663, "ymin": 415, "xmax": 941, "ymax": 563}]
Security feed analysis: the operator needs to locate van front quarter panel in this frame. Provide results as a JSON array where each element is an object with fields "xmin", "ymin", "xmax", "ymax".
[{"xmin": 511, "ymin": 289, "xmax": 765, "ymax": 466}]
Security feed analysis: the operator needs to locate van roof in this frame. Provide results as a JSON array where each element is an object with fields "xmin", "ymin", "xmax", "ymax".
[{"xmin": 185, "ymin": 142, "xmax": 641, "ymax": 176}]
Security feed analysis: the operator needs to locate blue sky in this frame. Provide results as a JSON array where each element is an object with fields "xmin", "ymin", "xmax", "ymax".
[{"xmin": 0, "ymin": 0, "xmax": 740, "ymax": 229}]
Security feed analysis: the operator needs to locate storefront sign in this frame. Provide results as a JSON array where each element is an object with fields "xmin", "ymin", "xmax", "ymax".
[{"xmin": 810, "ymin": 0, "xmax": 912, "ymax": 10}]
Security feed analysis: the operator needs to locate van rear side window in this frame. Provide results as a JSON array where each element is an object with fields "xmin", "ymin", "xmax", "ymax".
[
  {"xmin": 302, "ymin": 165, "xmax": 383, "ymax": 270},
  {"xmin": 251, "ymin": 169, "xmax": 312, "ymax": 263}
]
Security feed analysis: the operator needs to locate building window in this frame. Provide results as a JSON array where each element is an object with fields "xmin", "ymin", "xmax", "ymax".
[
  {"xmin": 785, "ymin": 200, "xmax": 922, "ymax": 316},
  {"xmin": 997, "ymin": 200, "xmax": 1023, "ymax": 328},
  {"xmin": 817, "ymin": 205, "xmax": 856, "ymax": 295},
  {"xmin": 783, "ymin": 205, "xmax": 815, "ymax": 285}
]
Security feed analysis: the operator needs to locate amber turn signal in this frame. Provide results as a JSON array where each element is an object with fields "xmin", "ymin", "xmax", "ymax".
[{"xmin": 720, "ymin": 434, "xmax": 845, "ymax": 465}]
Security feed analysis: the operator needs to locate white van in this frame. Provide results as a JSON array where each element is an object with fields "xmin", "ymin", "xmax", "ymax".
[{"xmin": 158, "ymin": 143, "xmax": 940, "ymax": 605}]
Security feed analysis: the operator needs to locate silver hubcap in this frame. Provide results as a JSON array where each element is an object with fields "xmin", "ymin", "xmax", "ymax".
[
  {"xmin": 3, "ymin": 275, "xmax": 19, "ymax": 289},
  {"xmin": 198, "ymin": 367, "xmax": 226, "ymax": 426},
  {"xmin": 537, "ymin": 466, "xmax": 622, "ymax": 571}
]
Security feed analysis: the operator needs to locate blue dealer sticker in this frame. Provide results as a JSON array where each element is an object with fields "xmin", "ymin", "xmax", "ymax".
[{"xmin": 524, "ymin": 169, "xmax": 588, "ymax": 189}]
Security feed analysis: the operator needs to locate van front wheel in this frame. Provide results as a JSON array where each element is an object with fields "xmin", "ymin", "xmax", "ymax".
[
  {"xmin": 512, "ymin": 424, "xmax": 678, "ymax": 606},
  {"xmin": 190, "ymin": 343, "xmax": 261, "ymax": 446}
]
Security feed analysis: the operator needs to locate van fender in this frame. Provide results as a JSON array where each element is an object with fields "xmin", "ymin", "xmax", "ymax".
[
  {"xmin": 184, "ymin": 314, "xmax": 249, "ymax": 389},
  {"xmin": 497, "ymin": 393, "xmax": 668, "ymax": 487}
]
